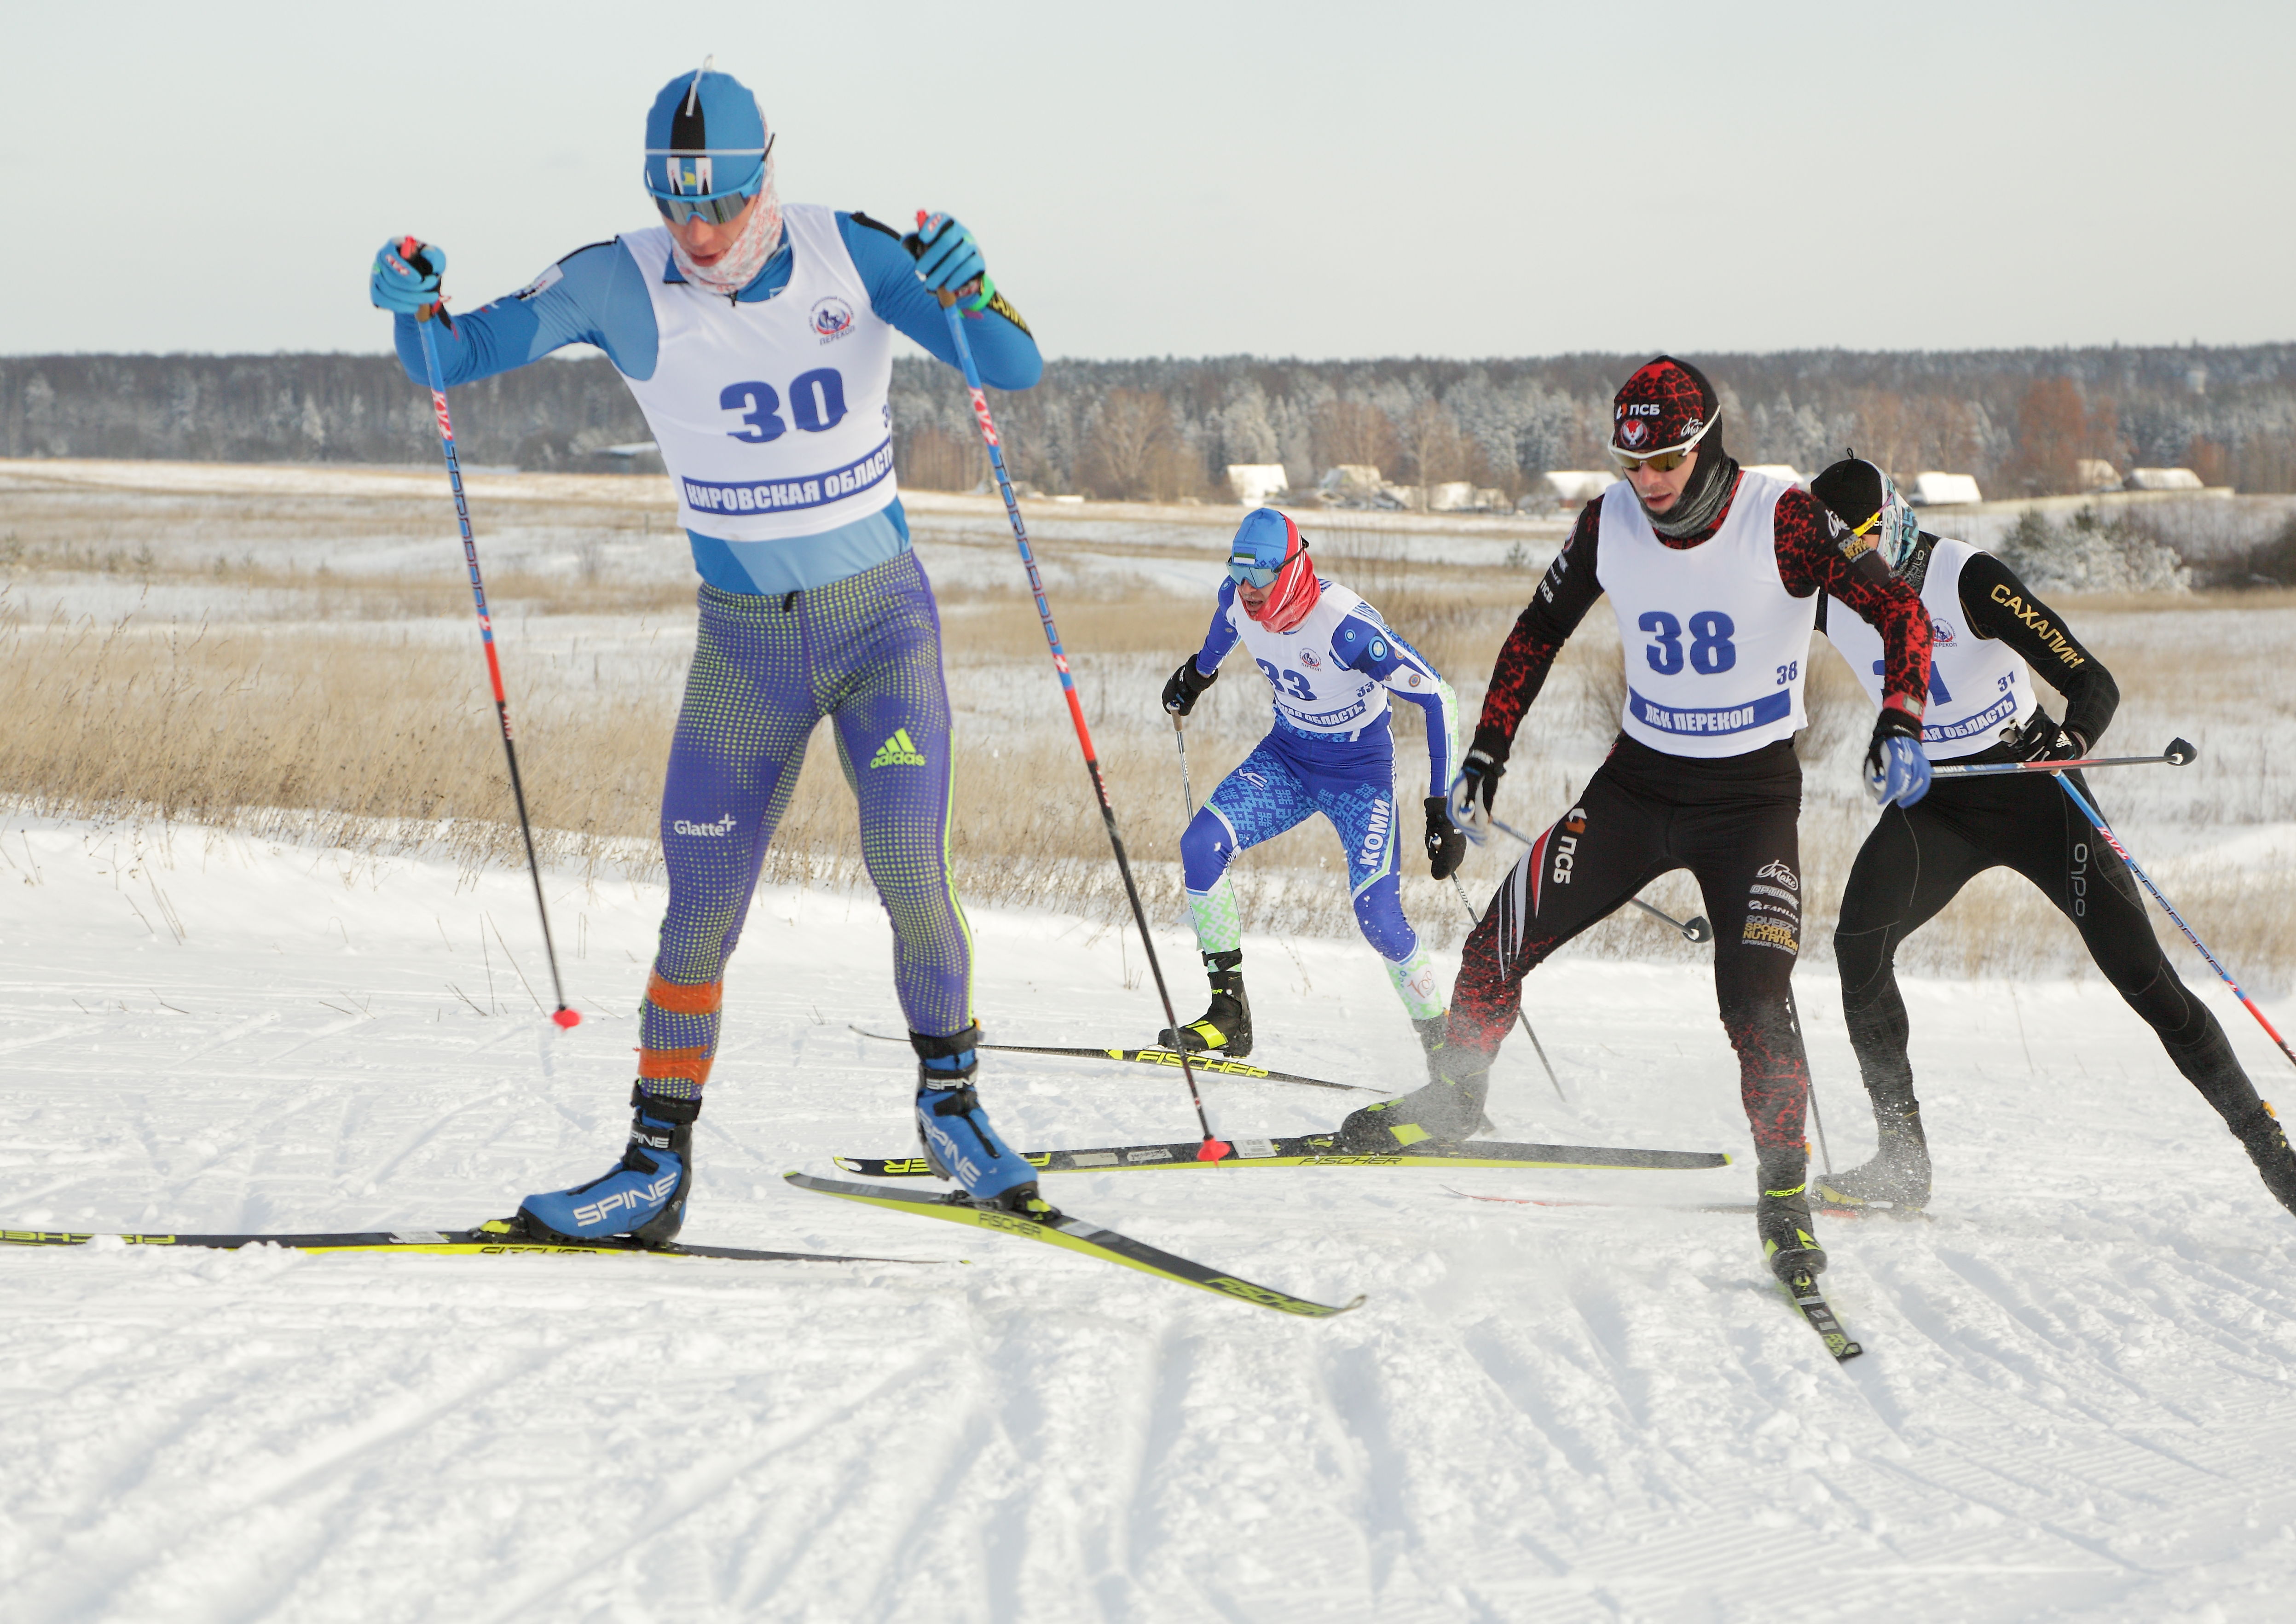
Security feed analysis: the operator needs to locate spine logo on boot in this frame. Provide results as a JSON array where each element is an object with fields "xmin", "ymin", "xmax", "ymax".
[
  {"xmin": 571, "ymin": 1171, "xmax": 678, "ymax": 1229},
  {"xmin": 924, "ymin": 1116, "xmax": 984, "ymax": 1186},
  {"xmin": 870, "ymin": 728, "xmax": 928, "ymax": 768}
]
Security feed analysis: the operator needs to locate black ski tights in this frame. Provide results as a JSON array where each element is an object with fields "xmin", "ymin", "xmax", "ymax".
[{"xmin": 1833, "ymin": 769, "xmax": 2261, "ymax": 1127}]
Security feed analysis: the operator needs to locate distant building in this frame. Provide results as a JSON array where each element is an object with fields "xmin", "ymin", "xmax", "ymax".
[
  {"xmin": 2126, "ymin": 467, "xmax": 2203, "ymax": 491},
  {"xmin": 2076, "ymin": 458, "xmax": 2122, "ymax": 492},
  {"xmin": 1909, "ymin": 472, "xmax": 1984, "ymax": 506},
  {"xmin": 1542, "ymin": 470, "xmax": 1616, "ymax": 505},
  {"xmin": 1226, "ymin": 464, "xmax": 1289, "ymax": 506},
  {"xmin": 1427, "ymin": 481, "xmax": 1477, "ymax": 512},
  {"xmin": 1317, "ymin": 464, "xmax": 1386, "ymax": 505}
]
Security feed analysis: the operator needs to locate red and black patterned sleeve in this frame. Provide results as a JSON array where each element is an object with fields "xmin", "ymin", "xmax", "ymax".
[
  {"xmin": 1772, "ymin": 487, "xmax": 1932, "ymax": 722},
  {"xmin": 1472, "ymin": 499, "xmax": 1607, "ymax": 762}
]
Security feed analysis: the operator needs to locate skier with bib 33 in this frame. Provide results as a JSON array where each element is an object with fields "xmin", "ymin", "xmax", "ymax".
[
  {"xmin": 1804, "ymin": 456, "xmax": 2296, "ymax": 1219},
  {"xmin": 368, "ymin": 63, "xmax": 1047, "ymax": 1240},
  {"xmin": 1336, "ymin": 357, "xmax": 1934, "ymax": 1285},
  {"xmin": 1157, "ymin": 508, "xmax": 1463, "ymax": 1078}
]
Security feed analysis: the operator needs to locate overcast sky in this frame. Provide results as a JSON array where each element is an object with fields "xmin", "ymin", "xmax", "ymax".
[{"xmin": 6, "ymin": 0, "xmax": 2291, "ymax": 361}]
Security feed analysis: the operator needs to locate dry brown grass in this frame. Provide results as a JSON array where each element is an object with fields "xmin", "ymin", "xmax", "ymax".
[{"xmin": 5, "ymin": 471, "xmax": 2291, "ymax": 984}]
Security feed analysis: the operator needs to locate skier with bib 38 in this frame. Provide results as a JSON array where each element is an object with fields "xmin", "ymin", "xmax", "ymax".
[
  {"xmin": 1157, "ymin": 508, "xmax": 1463, "ymax": 1078},
  {"xmin": 368, "ymin": 63, "xmax": 1047, "ymax": 1239},
  {"xmin": 1336, "ymin": 357, "xmax": 1935, "ymax": 1285},
  {"xmin": 1804, "ymin": 456, "xmax": 2296, "ymax": 1219}
]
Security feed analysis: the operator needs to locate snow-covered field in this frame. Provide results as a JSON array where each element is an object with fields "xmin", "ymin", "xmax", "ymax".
[{"xmin": 6, "ymin": 813, "xmax": 2296, "ymax": 1623}]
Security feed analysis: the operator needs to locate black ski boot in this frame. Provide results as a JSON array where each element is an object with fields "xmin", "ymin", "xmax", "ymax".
[
  {"xmin": 1411, "ymin": 1013, "xmax": 1496, "ymax": 1133},
  {"xmin": 2230, "ymin": 1102, "xmax": 2296, "ymax": 1217},
  {"xmin": 1756, "ymin": 1151, "xmax": 1828, "ymax": 1282},
  {"xmin": 1336, "ymin": 1043, "xmax": 1490, "ymax": 1151},
  {"xmin": 1815, "ymin": 1096, "xmax": 1931, "ymax": 1212},
  {"xmin": 1159, "ymin": 949, "xmax": 1253, "ymax": 1057}
]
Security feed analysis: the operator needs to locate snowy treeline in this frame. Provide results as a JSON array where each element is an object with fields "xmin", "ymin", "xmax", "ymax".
[{"xmin": 6, "ymin": 344, "xmax": 2296, "ymax": 497}]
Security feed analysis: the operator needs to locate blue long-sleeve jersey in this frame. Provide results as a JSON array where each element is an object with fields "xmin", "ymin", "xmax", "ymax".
[
  {"xmin": 1193, "ymin": 579, "xmax": 1460, "ymax": 799},
  {"xmin": 390, "ymin": 212, "xmax": 1041, "ymax": 594}
]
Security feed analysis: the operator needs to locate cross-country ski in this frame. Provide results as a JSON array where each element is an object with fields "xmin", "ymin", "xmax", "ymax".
[{"xmin": 835, "ymin": 1133, "xmax": 1728, "ymax": 1178}]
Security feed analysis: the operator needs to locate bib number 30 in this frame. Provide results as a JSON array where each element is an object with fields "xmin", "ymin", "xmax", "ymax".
[
  {"xmin": 720, "ymin": 368, "xmax": 849, "ymax": 443},
  {"xmin": 1638, "ymin": 609, "xmax": 1736, "ymax": 675}
]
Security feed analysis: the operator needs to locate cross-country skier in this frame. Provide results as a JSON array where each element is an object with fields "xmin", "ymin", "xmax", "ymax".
[
  {"xmin": 1157, "ymin": 508, "xmax": 1463, "ymax": 1075},
  {"xmin": 1804, "ymin": 456, "xmax": 2296, "ymax": 1217},
  {"xmin": 368, "ymin": 63, "xmax": 1047, "ymax": 1239},
  {"xmin": 1334, "ymin": 357, "xmax": 1935, "ymax": 1284}
]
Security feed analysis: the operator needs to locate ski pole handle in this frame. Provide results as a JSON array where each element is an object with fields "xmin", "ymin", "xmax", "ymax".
[{"xmin": 1931, "ymin": 737, "xmax": 2197, "ymax": 780}]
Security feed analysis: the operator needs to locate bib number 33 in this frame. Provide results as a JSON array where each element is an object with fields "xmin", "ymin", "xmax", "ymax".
[
  {"xmin": 1638, "ymin": 609, "xmax": 1737, "ymax": 676},
  {"xmin": 720, "ymin": 369, "xmax": 849, "ymax": 443}
]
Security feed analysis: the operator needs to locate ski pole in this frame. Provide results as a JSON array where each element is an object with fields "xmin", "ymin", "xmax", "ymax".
[
  {"xmin": 1486, "ymin": 814, "xmax": 1713, "ymax": 943},
  {"xmin": 1451, "ymin": 875, "xmax": 1566, "ymax": 1102},
  {"xmin": 2056, "ymin": 775, "xmax": 2295, "ymax": 1070},
  {"xmin": 1931, "ymin": 737, "xmax": 2197, "ymax": 781},
  {"xmin": 928, "ymin": 264, "xmax": 1226, "ymax": 1160},
  {"xmin": 411, "ymin": 287, "xmax": 579, "ymax": 1031},
  {"xmin": 1173, "ymin": 713, "xmax": 1196, "ymax": 820}
]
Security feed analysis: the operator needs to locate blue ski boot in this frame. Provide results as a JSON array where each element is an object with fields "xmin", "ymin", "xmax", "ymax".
[
  {"xmin": 517, "ymin": 1085, "xmax": 699, "ymax": 1244},
  {"xmin": 913, "ymin": 1026, "xmax": 1050, "ymax": 1215}
]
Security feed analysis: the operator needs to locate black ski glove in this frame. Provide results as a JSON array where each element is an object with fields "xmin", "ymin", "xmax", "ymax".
[
  {"xmin": 1424, "ymin": 797, "xmax": 1465, "ymax": 880},
  {"xmin": 1446, "ymin": 745, "xmax": 1505, "ymax": 832},
  {"xmin": 1162, "ymin": 658, "xmax": 1218, "ymax": 716},
  {"xmin": 2016, "ymin": 714, "xmax": 2089, "ymax": 762}
]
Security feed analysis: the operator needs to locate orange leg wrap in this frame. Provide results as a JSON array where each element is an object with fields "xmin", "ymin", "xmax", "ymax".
[
  {"xmin": 646, "ymin": 973, "xmax": 723, "ymax": 1015},
  {"xmin": 638, "ymin": 1046, "xmax": 714, "ymax": 1088}
]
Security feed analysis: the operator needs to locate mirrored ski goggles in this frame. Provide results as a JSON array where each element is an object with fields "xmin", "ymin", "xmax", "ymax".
[
  {"xmin": 1608, "ymin": 413, "xmax": 1718, "ymax": 474},
  {"xmin": 1226, "ymin": 546, "xmax": 1303, "ymax": 588},
  {"xmin": 646, "ymin": 137, "xmax": 772, "ymax": 224}
]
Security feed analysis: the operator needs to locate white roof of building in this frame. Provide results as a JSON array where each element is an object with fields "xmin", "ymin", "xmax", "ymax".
[{"xmin": 1909, "ymin": 472, "xmax": 1984, "ymax": 506}]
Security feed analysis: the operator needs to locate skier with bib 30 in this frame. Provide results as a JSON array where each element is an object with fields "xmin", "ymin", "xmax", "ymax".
[
  {"xmin": 1158, "ymin": 508, "xmax": 1463, "ymax": 1079},
  {"xmin": 1804, "ymin": 456, "xmax": 2296, "ymax": 1219},
  {"xmin": 368, "ymin": 63, "xmax": 1047, "ymax": 1239},
  {"xmin": 1336, "ymin": 357, "xmax": 1934, "ymax": 1284}
]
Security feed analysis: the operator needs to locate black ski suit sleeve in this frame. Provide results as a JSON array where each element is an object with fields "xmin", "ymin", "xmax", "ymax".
[
  {"xmin": 1472, "ymin": 500, "xmax": 1606, "ymax": 763},
  {"xmin": 1956, "ymin": 551, "xmax": 2119, "ymax": 749}
]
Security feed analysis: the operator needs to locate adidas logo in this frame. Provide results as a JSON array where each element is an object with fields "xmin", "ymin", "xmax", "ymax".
[{"xmin": 869, "ymin": 728, "xmax": 927, "ymax": 768}]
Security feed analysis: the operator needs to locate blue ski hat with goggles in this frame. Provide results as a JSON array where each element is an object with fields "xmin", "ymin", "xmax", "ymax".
[
  {"xmin": 1226, "ymin": 506, "xmax": 1304, "ymax": 587},
  {"xmin": 644, "ymin": 60, "xmax": 772, "ymax": 223}
]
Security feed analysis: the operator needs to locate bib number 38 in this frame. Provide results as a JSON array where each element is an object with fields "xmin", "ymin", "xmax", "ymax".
[{"xmin": 1638, "ymin": 609, "xmax": 1736, "ymax": 676}]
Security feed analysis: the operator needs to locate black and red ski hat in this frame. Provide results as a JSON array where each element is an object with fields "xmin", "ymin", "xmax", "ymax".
[{"xmin": 1612, "ymin": 355, "xmax": 1719, "ymax": 456}]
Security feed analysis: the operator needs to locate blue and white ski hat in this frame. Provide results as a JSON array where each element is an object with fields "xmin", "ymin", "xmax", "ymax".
[
  {"xmin": 1229, "ymin": 506, "xmax": 1302, "ymax": 574},
  {"xmin": 644, "ymin": 59, "xmax": 770, "ymax": 203}
]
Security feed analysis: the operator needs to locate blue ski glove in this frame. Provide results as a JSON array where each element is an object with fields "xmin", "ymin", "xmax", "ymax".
[
  {"xmin": 1864, "ymin": 710, "xmax": 1932, "ymax": 808},
  {"xmin": 371, "ymin": 237, "xmax": 445, "ymax": 315},
  {"xmin": 904, "ymin": 212, "xmax": 993, "ymax": 313},
  {"xmin": 1446, "ymin": 746, "xmax": 1505, "ymax": 845}
]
